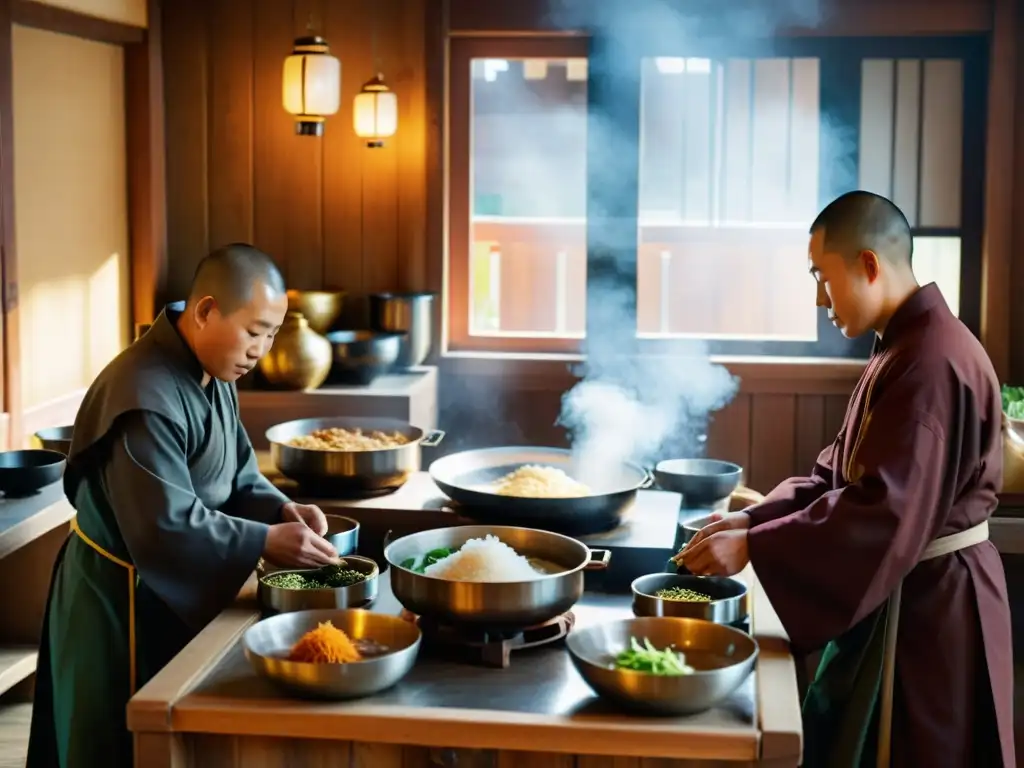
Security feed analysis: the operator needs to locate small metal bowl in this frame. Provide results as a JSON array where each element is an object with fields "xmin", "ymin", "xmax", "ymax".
[
  {"xmin": 325, "ymin": 514, "xmax": 360, "ymax": 556},
  {"xmin": 244, "ymin": 608, "xmax": 421, "ymax": 700},
  {"xmin": 677, "ymin": 512, "xmax": 715, "ymax": 548},
  {"xmin": 566, "ymin": 616, "xmax": 757, "ymax": 715},
  {"xmin": 655, "ymin": 459, "xmax": 743, "ymax": 506},
  {"xmin": 32, "ymin": 425, "xmax": 74, "ymax": 456},
  {"xmin": 258, "ymin": 555, "xmax": 380, "ymax": 614},
  {"xmin": 631, "ymin": 573, "xmax": 748, "ymax": 625}
]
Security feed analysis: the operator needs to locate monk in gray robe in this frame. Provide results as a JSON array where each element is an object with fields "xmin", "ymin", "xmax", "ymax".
[
  {"xmin": 27, "ymin": 244, "xmax": 340, "ymax": 768},
  {"xmin": 678, "ymin": 192, "xmax": 1014, "ymax": 767}
]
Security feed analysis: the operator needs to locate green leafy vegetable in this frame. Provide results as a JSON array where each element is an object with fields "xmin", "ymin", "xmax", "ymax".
[
  {"xmin": 614, "ymin": 636, "xmax": 695, "ymax": 676},
  {"xmin": 400, "ymin": 547, "xmax": 455, "ymax": 574},
  {"xmin": 1003, "ymin": 385, "xmax": 1024, "ymax": 420}
]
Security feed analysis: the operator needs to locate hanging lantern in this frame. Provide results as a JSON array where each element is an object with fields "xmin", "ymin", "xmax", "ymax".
[
  {"xmin": 282, "ymin": 36, "xmax": 341, "ymax": 136},
  {"xmin": 353, "ymin": 73, "xmax": 398, "ymax": 148}
]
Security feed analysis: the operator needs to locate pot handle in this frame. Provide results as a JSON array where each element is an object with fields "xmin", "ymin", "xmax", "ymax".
[
  {"xmin": 383, "ymin": 529, "xmax": 394, "ymax": 551},
  {"xmin": 421, "ymin": 430, "xmax": 445, "ymax": 448},
  {"xmin": 584, "ymin": 549, "xmax": 612, "ymax": 571},
  {"xmin": 639, "ymin": 469, "xmax": 655, "ymax": 489}
]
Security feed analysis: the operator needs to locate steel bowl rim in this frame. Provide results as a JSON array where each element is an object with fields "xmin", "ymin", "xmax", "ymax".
[
  {"xmin": 0, "ymin": 449, "xmax": 68, "ymax": 468},
  {"xmin": 566, "ymin": 617, "xmax": 759, "ymax": 676},
  {"xmin": 371, "ymin": 291, "xmax": 436, "ymax": 300},
  {"xmin": 325, "ymin": 514, "xmax": 360, "ymax": 532},
  {"xmin": 630, "ymin": 573, "xmax": 748, "ymax": 602},
  {"xmin": 384, "ymin": 524, "xmax": 595, "ymax": 584},
  {"xmin": 266, "ymin": 417, "xmax": 431, "ymax": 454},
  {"xmin": 286, "ymin": 288, "xmax": 348, "ymax": 300},
  {"xmin": 244, "ymin": 608, "xmax": 422, "ymax": 666},
  {"xmin": 325, "ymin": 329, "xmax": 407, "ymax": 343},
  {"xmin": 654, "ymin": 458, "xmax": 743, "ymax": 478},
  {"xmin": 258, "ymin": 556, "xmax": 380, "ymax": 592}
]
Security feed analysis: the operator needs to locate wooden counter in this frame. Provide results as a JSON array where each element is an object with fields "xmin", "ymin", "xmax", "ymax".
[
  {"xmin": 127, "ymin": 567, "xmax": 801, "ymax": 767},
  {"xmin": 0, "ymin": 480, "xmax": 75, "ymax": 764},
  {"xmin": 0, "ymin": 482, "xmax": 74, "ymax": 697}
]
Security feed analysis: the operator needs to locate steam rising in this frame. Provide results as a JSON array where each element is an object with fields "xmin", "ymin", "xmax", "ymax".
[{"xmin": 550, "ymin": 0, "xmax": 824, "ymax": 485}]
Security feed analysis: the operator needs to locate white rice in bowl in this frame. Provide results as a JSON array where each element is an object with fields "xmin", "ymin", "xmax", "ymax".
[{"xmin": 422, "ymin": 535, "xmax": 543, "ymax": 582}]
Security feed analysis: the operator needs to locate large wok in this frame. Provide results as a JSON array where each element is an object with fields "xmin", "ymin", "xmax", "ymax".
[
  {"xmin": 384, "ymin": 525, "xmax": 611, "ymax": 629},
  {"xmin": 267, "ymin": 417, "xmax": 444, "ymax": 491},
  {"xmin": 428, "ymin": 447, "xmax": 652, "ymax": 535}
]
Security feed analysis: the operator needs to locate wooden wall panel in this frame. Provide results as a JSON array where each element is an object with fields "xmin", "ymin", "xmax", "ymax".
[
  {"xmin": 163, "ymin": 0, "xmax": 428, "ymax": 304},
  {"xmin": 160, "ymin": 0, "xmax": 867, "ymax": 490},
  {"xmin": 161, "ymin": 0, "xmax": 207, "ymax": 301}
]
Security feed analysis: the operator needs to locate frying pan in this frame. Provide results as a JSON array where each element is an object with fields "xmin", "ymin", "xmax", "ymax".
[{"xmin": 428, "ymin": 446, "xmax": 652, "ymax": 535}]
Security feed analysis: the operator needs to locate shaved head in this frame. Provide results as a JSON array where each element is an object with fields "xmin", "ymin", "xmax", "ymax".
[
  {"xmin": 809, "ymin": 191, "xmax": 913, "ymax": 268},
  {"xmin": 188, "ymin": 243, "xmax": 286, "ymax": 313},
  {"xmin": 807, "ymin": 191, "xmax": 920, "ymax": 340},
  {"xmin": 179, "ymin": 243, "xmax": 289, "ymax": 383}
]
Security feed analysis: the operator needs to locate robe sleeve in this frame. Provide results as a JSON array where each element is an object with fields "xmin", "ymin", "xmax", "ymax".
[
  {"xmin": 747, "ymin": 361, "xmax": 955, "ymax": 652},
  {"xmin": 103, "ymin": 410, "xmax": 270, "ymax": 629},
  {"xmin": 225, "ymin": 420, "xmax": 290, "ymax": 525},
  {"xmin": 745, "ymin": 445, "xmax": 835, "ymax": 527}
]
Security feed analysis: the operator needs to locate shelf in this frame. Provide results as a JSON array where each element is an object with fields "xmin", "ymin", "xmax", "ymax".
[
  {"xmin": 0, "ymin": 648, "xmax": 36, "ymax": 698},
  {"xmin": 0, "ymin": 481, "xmax": 75, "ymax": 561}
]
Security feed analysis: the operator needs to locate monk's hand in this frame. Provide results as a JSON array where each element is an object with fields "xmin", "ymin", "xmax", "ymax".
[
  {"xmin": 265, "ymin": 522, "xmax": 340, "ymax": 568},
  {"xmin": 678, "ymin": 529, "xmax": 749, "ymax": 577},
  {"xmin": 282, "ymin": 501, "xmax": 329, "ymax": 536},
  {"xmin": 671, "ymin": 511, "xmax": 749, "ymax": 566}
]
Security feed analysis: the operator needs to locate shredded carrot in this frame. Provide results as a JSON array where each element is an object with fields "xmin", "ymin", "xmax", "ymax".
[{"xmin": 288, "ymin": 621, "xmax": 363, "ymax": 664}]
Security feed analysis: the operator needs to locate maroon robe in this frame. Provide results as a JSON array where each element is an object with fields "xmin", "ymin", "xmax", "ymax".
[{"xmin": 747, "ymin": 284, "xmax": 1014, "ymax": 766}]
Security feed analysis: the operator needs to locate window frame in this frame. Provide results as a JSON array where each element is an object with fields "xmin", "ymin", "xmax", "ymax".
[{"xmin": 447, "ymin": 33, "xmax": 988, "ymax": 358}]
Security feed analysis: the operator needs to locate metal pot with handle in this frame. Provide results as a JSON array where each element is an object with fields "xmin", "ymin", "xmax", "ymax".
[
  {"xmin": 267, "ymin": 416, "xmax": 444, "ymax": 491},
  {"xmin": 384, "ymin": 525, "xmax": 612, "ymax": 629}
]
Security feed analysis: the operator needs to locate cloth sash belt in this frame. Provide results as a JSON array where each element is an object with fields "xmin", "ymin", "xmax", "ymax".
[
  {"xmin": 69, "ymin": 518, "xmax": 138, "ymax": 695},
  {"xmin": 875, "ymin": 519, "xmax": 990, "ymax": 767}
]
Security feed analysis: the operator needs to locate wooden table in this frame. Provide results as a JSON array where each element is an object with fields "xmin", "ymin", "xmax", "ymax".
[{"xmin": 127, "ymin": 568, "xmax": 802, "ymax": 767}]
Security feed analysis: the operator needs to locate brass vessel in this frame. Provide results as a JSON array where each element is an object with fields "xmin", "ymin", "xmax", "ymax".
[
  {"xmin": 258, "ymin": 311, "xmax": 332, "ymax": 390},
  {"xmin": 286, "ymin": 289, "xmax": 346, "ymax": 335}
]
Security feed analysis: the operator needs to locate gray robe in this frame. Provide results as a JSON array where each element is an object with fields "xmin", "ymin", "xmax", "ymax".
[
  {"xmin": 27, "ymin": 304, "xmax": 290, "ymax": 768},
  {"xmin": 66, "ymin": 303, "xmax": 289, "ymax": 627}
]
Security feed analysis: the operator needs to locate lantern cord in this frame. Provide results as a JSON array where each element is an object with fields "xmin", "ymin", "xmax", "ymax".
[{"xmin": 371, "ymin": 4, "xmax": 380, "ymax": 73}]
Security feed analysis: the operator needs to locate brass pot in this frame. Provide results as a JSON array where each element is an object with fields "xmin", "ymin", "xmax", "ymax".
[
  {"xmin": 258, "ymin": 312, "xmax": 332, "ymax": 390},
  {"xmin": 1003, "ymin": 414, "xmax": 1024, "ymax": 493},
  {"xmin": 286, "ymin": 289, "xmax": 346, "ymax": 335}
]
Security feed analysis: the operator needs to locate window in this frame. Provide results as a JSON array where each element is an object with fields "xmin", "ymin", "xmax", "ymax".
[{"xmin": 448, "ymin": 36, "xmax": 986, "ymax": 357}]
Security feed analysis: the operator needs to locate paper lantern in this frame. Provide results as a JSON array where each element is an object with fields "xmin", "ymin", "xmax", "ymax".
[
  {"xmin": 353, "ymin": 74, "xmax": 398, "ymax": 148},
  {"xmin": 282, "ymin": 36, "xmax": 341, "ymax": 136}
]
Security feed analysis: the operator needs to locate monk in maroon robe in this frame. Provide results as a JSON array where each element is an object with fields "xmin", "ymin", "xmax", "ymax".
[{"xmin": 678, "ymin": 191, "xmax": 1014, "ymax": 767}]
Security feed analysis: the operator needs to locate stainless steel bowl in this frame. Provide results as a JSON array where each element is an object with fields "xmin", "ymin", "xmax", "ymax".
[
  {"xmin": 32, "ymin": 425, "xmax": 73, "ymax": 456},
  {"xmin": 258, "ymin": 555, "xmax": 380, "ymax": 613},
  {"xmin": 631, "ymin": 573, "xmax": 748, "ymax": 624},
  {"xmin": 325, "ymin": 515, "xmax": 360, "ymax": 556},
  {"xmin": 244, "ymin": 608, "xmax": 421, "ymax": 700},
  {"xmin": 566, "ymin": 617, "xmax": 758, "ymax": 715},
  {"xmin": 369, "ymin": 291, "xmax": 435, "ymax": 368},
  {"xmin": 266, "ymin": 416, "xmax": 445, "ymax": 491},
  {"xmin": 655, "ymin": 459, "xmax": 743, "ymax": 506},
  {"xmin": 384, "ymin": 525, "xmax": 612, "ymax": 629},
  {"xmin": 324, "ymin": 330, "xmax": 404, "ymax": 385}
]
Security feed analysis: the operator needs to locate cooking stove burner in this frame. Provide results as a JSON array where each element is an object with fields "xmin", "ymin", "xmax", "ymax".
[
  {"xmin": 399, "ymin": 610, "xmax": 576, "ymax": 668},
  {"xmin": 276, "ymin": 477, "xmax": 403, "ymax": 500}
]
